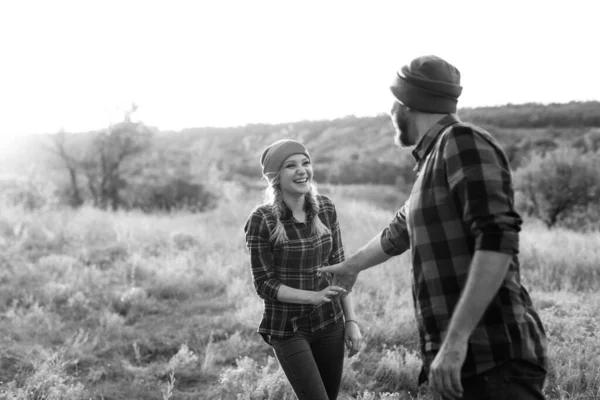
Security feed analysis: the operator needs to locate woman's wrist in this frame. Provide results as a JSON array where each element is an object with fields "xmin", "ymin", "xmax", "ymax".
[{"xmin": 345, "ymin": 319, "xmax": 359, "ymax": 328}]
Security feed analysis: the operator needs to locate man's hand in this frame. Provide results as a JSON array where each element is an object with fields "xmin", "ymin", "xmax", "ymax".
[
  {"xmin": 317, "ymin": 263, "xmax": 360, "ymax": 296},
  {"xmin": 428, "ymin": 335, "xmax": 468, "ymax": 400},
  {"xmin": 428, "ymin": 250, "xmax": 512, "ymax": 399},
  {"xmin": 318, "ymin": 233, "xmax": 393, "ymax": 298}
]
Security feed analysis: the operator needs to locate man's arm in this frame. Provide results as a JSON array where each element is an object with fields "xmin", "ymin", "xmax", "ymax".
[
  {"xmin": 444, "ymin": 250, "xmax": 511, "ymax": 342},
  {"xmin": 429, "ymin": 250, "xmax": 511, "ymax": 399},
  {"xmin": 318, "ymin": 233, "xmax": 391, "ymax": 293},
  {"xmin": 441, "ymin": 127, "xmax": 520, "ymax": 339},
  {"xmin": 343, "ymin": 233, "xmax": 393, "ymax": 272},
  {"xmin": 318, "ymin": 204, "xmax": 410, "ymax": 291},
  {"xmin": 430, "ymin": 125, "xmax": 522, "ymax": 399}
]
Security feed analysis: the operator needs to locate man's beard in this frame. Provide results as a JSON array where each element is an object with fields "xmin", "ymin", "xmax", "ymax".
[{"xmin": 392, "ymin": 107, "xmax": 415, "ymax": 147}]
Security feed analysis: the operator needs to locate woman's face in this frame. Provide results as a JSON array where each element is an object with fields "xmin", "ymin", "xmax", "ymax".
[{"xmin": 278, "ymin": 153, "xmax": 312, "ymax": 197}]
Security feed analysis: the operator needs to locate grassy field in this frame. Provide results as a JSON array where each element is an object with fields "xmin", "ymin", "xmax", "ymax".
[{"xmin": 0, "ymin": 182, "xmax": 599, "ymax": 399}]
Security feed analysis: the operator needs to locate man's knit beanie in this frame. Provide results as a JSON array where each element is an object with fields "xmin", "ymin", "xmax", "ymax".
[{"xmin": 390, "ymin": 55, "xmax": 463, "ymax": 113}]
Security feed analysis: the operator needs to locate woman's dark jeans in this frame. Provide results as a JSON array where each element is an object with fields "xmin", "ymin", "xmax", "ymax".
[{"xmin": 270, "ymin": 319, "xmax": 345, "ymax": 400}]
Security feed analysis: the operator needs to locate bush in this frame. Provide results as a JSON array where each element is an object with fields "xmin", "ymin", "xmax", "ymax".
[
  {"xmin": 514, "ymin": 147, "xmax": 600, "ymax": 229},
  {"xmin": 0, "ymin": 175, "xmax": 58, "ymax": 211},
  {"xmin": 0, "ymin": 350, "xmax": 89, "ymax": 399},
  {"xmin": 325, "ymin": 158, "xmax": 412, "ymax": 186},
  {"xmin": 218, "ymin": 356, "xmax": 293, "ymax": 400},
  {"xmin": 123, "ymin": 178, "xmax": 217, "ymax": 213}
]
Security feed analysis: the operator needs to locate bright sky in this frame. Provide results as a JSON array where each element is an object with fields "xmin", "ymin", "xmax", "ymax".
[{"xmin": 0, "ymin": 0, "xmax": 598, "ymax": 138}]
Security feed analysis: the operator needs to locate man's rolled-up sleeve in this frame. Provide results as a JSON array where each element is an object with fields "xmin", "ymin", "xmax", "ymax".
[
  {"xmin": 443, "ymin": 126, "xmax": 522, "ymax": 254},
  {"xmin": 381, "ymin": 202, "xmax": 411, "ymax": 256}
]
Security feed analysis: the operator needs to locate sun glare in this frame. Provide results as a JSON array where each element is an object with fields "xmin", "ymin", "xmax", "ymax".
[{"xmin": 0, "ymin": 1, "xmax": 597, "ymax": 136}]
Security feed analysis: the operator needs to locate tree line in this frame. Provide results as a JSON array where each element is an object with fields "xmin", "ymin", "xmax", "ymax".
[
  {"xmin": 47, "ymin": 105, "xmax": 215, "ymax": 213},
  {"xmin": 3, "ymin": 101, "xmax": 599, "ymax": 230},
  {"xmin": 460, "ymin": 101, "xmax": 600, "ymax": 129}
]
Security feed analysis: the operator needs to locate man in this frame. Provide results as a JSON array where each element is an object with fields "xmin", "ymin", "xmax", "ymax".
[{"xmin": 318, "ymin": 55, "xmax": 548, "ymax": 400}]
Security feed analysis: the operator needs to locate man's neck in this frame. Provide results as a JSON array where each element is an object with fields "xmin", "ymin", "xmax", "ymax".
[{"xmin": 414, "ymin": 112, "xmax": 449, "ymax": 143}]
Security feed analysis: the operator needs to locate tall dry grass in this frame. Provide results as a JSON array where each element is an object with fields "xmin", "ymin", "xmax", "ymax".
[{"xmin": 0, "ymin": 182, "xmax": 598, "ymax": 399}]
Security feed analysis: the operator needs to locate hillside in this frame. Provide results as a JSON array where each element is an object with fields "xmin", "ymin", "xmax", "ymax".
[
  {"xmin": 2, "ymin": 101, "xmax": 599, "ymax": 208},
  {"xmin": 151, "ymin": 101, "xmax": 600, "ymax": 186}
]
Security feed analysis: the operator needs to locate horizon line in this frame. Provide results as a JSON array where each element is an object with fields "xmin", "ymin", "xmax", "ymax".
[{"xmin": 5, "ymin": 99, "xmax": 600, "ymax": 137}]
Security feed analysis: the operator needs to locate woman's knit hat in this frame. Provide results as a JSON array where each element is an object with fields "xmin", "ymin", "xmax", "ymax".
[
  {"xmin": 260, "ymin": 139, "xmax": 311, "ymax": 179},
  {"xmin": 390, "ymin": 55, "xmax": 463, "ymax": 113}
]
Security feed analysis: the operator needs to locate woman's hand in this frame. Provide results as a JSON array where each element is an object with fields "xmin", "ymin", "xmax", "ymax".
[
  {"xmin": 344, "ymin": 320, "xmax": 362, "ymax": 357},
  {"xmin": 311, "ymin": 286, "xmax": 346, "ymax": 306}
]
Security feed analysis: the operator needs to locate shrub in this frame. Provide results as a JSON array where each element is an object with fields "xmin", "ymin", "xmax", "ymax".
[
  {"xmin": 218, "ymin": 356, "xmax": 294, "ymax": 400},
  {"xmin": 123, "ymin": 178, "xmax": 217, "ymax": 213},
  {"xmin": 372, "ymin": 346, "xmax": 421, "ymax": 393},
  {"xmin": 0, "ymin": 350, "xmax": 88, "ymax": 400},
  {"xmin": 0, "ymin": 175, "xmax": 58, "ymax": 211},
  {"xmin": 514, "ymin": 147, "xmax": 600, "ymax": 228},
  {"xmin": 170, "ymin": 232, "xmax": 200, "ymax": 251}
]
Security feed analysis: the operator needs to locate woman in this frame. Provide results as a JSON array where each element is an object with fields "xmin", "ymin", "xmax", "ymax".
[{"xmin": 244, "ymin": 139, "xmax": 362, "ymax": 400}]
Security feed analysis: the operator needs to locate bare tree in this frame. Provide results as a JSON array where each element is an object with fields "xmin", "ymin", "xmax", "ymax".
[
  {"xmin": 84, "ymin": 105, "xmax": 153, "ymax": 210},
  {"xmin": 49, "ymin": 130, "xmax": 84, "ymax": 207},
  {"xmin": 49, "ymin": 104, "xmax": 153, "ymax": 210}
]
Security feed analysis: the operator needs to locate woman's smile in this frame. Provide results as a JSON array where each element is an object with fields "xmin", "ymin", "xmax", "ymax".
[{"xmin": 279, "ymin": 154, "xmax": 313, "ymax": 196}]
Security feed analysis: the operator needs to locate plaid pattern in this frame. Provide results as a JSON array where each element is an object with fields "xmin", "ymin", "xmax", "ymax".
[
  {"xmin": 381, "ymin": 114, "xmax": 548, "ymax": 377},
  {"xmin": 244, "ymin": 194, "xmax": 345, "ymax": 342}
]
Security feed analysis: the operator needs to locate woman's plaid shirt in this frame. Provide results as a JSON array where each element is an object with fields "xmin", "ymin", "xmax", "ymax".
[
  {"xmin": 381, "ymin": 114, "xmax": 548, "ymax": 377},
  {"xmin": 244, "ymin": 194, "xmax": 345, "ymax": 343}
]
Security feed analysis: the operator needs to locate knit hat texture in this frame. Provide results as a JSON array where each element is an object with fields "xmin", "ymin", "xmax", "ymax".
[
  {"xmin": 390, "ymin": 55, "xmax": 463, "ymax": 113},
  {"xmin": 260, "ymin": 139, "xmax": 311, "ymax": 179}
]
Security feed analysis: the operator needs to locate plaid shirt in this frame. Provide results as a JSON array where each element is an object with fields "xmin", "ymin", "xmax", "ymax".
[
  {"xmin": 381, "ymin": 114, "xmax": 548, "ymax": 377},
  {"xmin": 244, "ymin": 194, "xmax": 345, "ymax": 343}
]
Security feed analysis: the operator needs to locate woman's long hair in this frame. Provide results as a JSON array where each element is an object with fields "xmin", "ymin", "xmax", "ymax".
[{"xmin": 264, "ymin": 175, "xmax": 329, "ymax": 245}]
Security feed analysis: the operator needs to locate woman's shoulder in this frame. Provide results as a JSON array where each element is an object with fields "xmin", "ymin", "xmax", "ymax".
[
  {"xmin": 244, "ymin": 203, "xmax": 275, "ymax": 233},
  {"xmin": 314, "ymin": 194, "xmax": 336, "ymax": 212},
  {"xmin": 247, "ymin": 203, "xmax": 275, "ymax": 220},
  {"xmin": 315, "ymin": 193, "xmax": 332, "ymax": 204}
]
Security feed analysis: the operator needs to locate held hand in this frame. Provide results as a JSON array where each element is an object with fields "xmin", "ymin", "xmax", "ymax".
[
  {"xmin": 311, "ymin": 286, "xmax": 346, "ymax": 307},
  {"xmin": 344, "ymin": 321, "xmax": 362, "ymax": 357},
  {"xmin": 428, "ymin": 336, "xmax": 468, "ymax": 400},
  {"xmin": 317, "ymin": 263, "xmax": 359, "ymax": 295}
]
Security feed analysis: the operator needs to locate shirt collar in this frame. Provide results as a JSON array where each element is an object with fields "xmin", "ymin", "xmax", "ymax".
[
  {"xmin": 411, "ymin": 114, "xmax": 461, "ymax": 169},
  {"xmin": 281, "ymin": 200, "xmax": 312, "ymax": 222}
]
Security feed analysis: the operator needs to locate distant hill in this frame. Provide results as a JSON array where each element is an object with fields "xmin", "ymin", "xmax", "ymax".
[
  {"xmin": 459, "ymin": 101, "xmax": 600, "ymax": 128},
  {"xmin": 3, "ymin": 101, "xmax": 600, "ymax": 202},
  {"xmin": 155, "ymin": 101, "xmax": 600, "ymax": 187}
]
